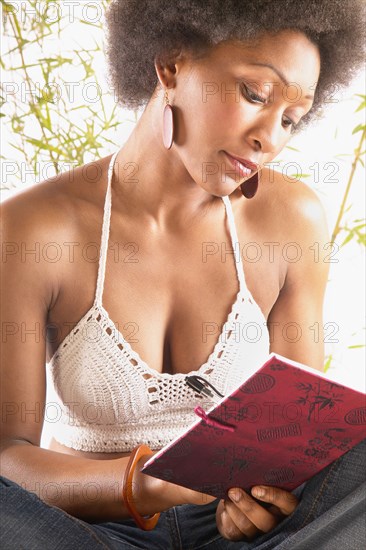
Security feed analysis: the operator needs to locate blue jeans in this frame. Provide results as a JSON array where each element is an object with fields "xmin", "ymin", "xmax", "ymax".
[{"xmin": 1, "ymin": 439, "xmax": 365, "ymax": 549}]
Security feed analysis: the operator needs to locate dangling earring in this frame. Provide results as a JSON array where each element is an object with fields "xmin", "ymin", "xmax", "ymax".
[
  {"xmin": 240, "ymin": 172, "xmax": 259, "ymax": 198},
  {"xmin": 162, "ymin": 89, "xmax": 174, "ymax": 150}
]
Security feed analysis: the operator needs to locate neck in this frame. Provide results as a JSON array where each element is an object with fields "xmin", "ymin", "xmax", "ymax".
[{"xmin": 112, "ymin": 98, "xmax": 219, "ymax": 230}]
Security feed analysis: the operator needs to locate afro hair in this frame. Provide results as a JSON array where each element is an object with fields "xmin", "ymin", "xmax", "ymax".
[{"xmin": 105, "ymin": 0, "xmax": 365, "ymax": 131}]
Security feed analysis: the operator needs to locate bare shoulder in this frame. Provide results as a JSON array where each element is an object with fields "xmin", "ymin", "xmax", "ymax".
[
  {"xmin": 1, "ymin": 155, "xmax": 111, "ymax": 236},
  {"xmin": 258, "ymin": 167, "xmax": 331, "ymax": 289},
  {"xmin": 1, "ymin": 156, "xmax": 112, "ymax": 307},
  {"xmin": 240, "ymin": 167, "xmax": 330, "ymax": 247}
]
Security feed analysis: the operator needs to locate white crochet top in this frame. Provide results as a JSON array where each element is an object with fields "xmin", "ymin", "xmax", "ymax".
[{"xmin": 48, "ymin": 151, "xmax": 270, "ymax": 453}]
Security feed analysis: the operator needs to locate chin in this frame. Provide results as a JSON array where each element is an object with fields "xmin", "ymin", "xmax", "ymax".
[{"xmin": 200, "ymin": 178, "xmax": 240, "ymax": 198}]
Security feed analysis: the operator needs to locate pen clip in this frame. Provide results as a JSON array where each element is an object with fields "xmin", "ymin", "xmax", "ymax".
[{"xmin": 185, "ymin": 375, "xmax": 224, "ymax": 405}]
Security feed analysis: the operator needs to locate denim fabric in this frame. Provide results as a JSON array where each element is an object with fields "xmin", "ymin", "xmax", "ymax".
[{"xmin": 1, "ymin": 439, "xmax": 365, "ymax": 550}]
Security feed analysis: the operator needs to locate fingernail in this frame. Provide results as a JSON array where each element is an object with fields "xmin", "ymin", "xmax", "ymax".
[
  {"xmin": 228, "ymin": 489, "xmax": 241, "ymax": 502},
  {"xmin": 252, "ymin": 486, "xmax": 266, "ymax": 498}
]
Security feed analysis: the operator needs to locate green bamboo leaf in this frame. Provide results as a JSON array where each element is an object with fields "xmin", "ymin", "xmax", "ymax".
[
  {"xmin": 80, "ymin": 20, "xmax": 104, "ymax": 28},
  {"xmin": 10, "ymin": 143, "xmax": 30, "ymax": 154},
  {"xmin": 352, "ymin": 124, "xmax": 366, "ymax": 135},
  {"xmin": 340, "ymin": 231, "xmax": 354, "ymax": 247},
  {"xmin": 7, "ymin": 62, "xmax": 39, "ymax": 70},
  {"xmin": 102, "ymin": 136, "xmax": 120, "ymax": 147},
  {"xmin": 38, "ymin": 56, "xmax": 73, "ymax": 66},
  {"xmin": 69, "ymin": 105, "xmax": 87, "ymax": 112},
  {"xmin": 25, "ymin": 137, "xmax": 61, "ymax": 154},
  {"xmin": 355, "ymin": 100, "xmax": 366, "ymax": 112},
  {"xmin": 357, "ymin": 233, "xmax": 366, "ymax": 246},
  {"xmin": 285, "ymin": 145, "xmax": 300, "ymax": 152},
  {"xmin": 348, "ymin": 344, "xmax": 366, "ymax": 349},
  {"xmin": 2, "ymin": 44, "xmax": 27, "ymax": 57},
  {"xmin": 289, "ymin": 173, "xmax": 310, "ymax": 179},
  {"xmin": 323, "ymin": 356, "xmax": 332, "ymax": 372}
]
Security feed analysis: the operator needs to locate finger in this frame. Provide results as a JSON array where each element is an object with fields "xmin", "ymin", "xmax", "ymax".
[
  {"xmin": 218, "ymin": 499, "xmax": 258, "ymax": 541},
  {"xmin": 228, "ymin": 488, "xmax": 278, "ymax": 533},
  {"xmin": 251, "ymin": 486, "xmax": 299, "ymax": 516}
]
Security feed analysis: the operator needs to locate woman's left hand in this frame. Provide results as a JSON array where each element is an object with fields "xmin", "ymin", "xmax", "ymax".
[{"xmin": 216, "ymin": 485, "xmax": 299, "ymax": 541}]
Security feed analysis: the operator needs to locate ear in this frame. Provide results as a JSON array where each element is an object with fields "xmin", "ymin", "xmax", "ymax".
[{"xmin": 154, "ymin": 49, "xmax": 185, "ymax": 89}]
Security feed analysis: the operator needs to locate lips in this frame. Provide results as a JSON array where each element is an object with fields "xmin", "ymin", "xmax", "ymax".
[
  {"xmin": 224, "ymin": 152, "xmax": 258, "ymax": 174},
  {"xmin": 224, "ymin": 151, "xmax": 258, "ymax": 179}
]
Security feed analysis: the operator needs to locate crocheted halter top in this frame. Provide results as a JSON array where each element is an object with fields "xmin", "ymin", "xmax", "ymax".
[{"xmin": 48, "ymin": 151, "xmax": 270, "ymax": 453}]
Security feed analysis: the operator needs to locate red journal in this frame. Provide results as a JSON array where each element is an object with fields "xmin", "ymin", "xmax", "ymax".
[{"xmin": 142, "ymin": 354, "xmax": 366, "ymax": 499}]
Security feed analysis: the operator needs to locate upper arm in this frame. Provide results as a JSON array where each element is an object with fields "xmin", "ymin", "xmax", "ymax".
[
  {"xmin": 267, "ymin": 181, "xmax": 330, "ymax": 371},
  {"xmin": 0, "ymin": 193, "xmax": 57, "ymax": 449}
]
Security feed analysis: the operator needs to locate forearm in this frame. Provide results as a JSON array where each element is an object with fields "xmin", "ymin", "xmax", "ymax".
[{"xmin": 0, "ymin": 440, "xmax": 167, "ymax": 521}]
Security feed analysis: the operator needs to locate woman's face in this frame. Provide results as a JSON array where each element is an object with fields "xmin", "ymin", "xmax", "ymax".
[{"xmin": 170, "ymin": 29, "xmax": 320, "ymax": 196}]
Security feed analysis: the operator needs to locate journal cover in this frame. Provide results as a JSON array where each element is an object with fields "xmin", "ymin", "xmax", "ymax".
[{"xmin": 142, "ymin": 353, "xmax": 366, "ymax": 499}]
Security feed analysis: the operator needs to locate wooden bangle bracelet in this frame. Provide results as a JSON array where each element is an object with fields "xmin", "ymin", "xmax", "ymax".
[{"xmin": 122, "ymin": 444, "xmax": 161, "ymax": 530}]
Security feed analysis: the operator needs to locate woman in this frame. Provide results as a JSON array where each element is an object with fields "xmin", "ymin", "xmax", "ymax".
[{"xmin": 1, "ymin": 0, "xmax": 365, "ymax": 548}]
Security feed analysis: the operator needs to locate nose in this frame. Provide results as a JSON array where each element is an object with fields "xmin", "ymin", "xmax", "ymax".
[{"xmin": 247, "ymin": 112, "xmax": 283, "ymax": 155}]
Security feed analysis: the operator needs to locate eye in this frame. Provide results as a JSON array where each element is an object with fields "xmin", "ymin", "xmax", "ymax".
[
  {"xmin": 240, "ymin": 82, "xmax": 267, "ymax": 104},
  {"xmin": 282, "ymin": 116, "xmax": 299, "ymax": 132}
]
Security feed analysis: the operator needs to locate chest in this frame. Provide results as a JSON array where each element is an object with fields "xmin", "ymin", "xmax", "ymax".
[{"xmin": 47, "ymin": 201, "xmax": 285, "ymax": 372}]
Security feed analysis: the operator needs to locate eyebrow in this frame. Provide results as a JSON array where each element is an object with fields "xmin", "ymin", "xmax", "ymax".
[{"xmin": 248, "ymin": 62, "xmax": 314, "ymax": 100}]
